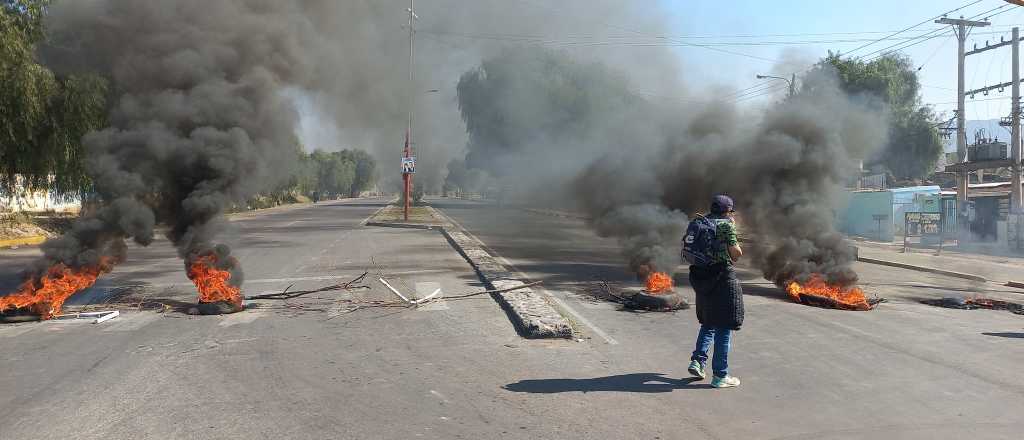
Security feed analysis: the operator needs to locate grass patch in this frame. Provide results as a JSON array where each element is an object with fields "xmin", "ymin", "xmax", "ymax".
[{"xmin": 371, "ymin": 204, "xmax": 441, "ymax": 224}]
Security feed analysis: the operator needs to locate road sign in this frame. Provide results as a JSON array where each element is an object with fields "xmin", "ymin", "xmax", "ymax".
[
  {"xmin": 904, "ymin": 211, "xmax": 944, "ymax": 253},
  {"xmin": 401, "ymin": 156, "xmax": 416, "ymax": 174}
]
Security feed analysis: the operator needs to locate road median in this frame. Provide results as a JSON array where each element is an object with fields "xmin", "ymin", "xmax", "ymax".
[
  {"xmin": 0, "ymin": 235, "xmax": 47, "ymax": 248},
  {"xmin": 856, "ymin": 256, "xmax": 988, "ymax": 282},
  {"xmin": 367, "ymin": 204, "xmax": 573, "ymax": 339}
]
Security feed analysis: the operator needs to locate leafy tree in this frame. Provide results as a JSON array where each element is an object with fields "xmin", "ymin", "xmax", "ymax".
[
  {"xmin": 802, "ymin": 53, "xmax": 942, "ymax": 180},
  {"xmin": 1, "ymin": 0, "xmax": 109, "ymax": 197},
  {"xmin": 310, "ymin": 149, "xmax": 355, "ymax": 198},
  {"xmin": 337, "ymin": 149, "xmax": 376, "ymax": 197}
]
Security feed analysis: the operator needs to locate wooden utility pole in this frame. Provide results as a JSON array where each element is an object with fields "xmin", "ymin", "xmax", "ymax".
[
  {"xmin": 402, "ymin": 0, "xmax": 416, "ymax": 221},
  {"xmin": 937, "ymin": 17, "xmax": 989, "ymax": 238}
]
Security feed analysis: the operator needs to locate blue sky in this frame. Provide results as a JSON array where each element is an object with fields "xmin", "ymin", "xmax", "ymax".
[{"xmin": 656, "ymin": 0, "xmax": 1024, "ymax": 121}]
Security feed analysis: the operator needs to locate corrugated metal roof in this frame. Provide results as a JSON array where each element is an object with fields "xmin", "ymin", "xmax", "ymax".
[{"xmin": 889, "ymin": 185, "xmax": 941, "ymax": 193}]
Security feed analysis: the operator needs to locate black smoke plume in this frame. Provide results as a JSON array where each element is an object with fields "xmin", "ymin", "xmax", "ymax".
[
  {"xmin": 27, "ymin": 1, "xmax": 341, "ymax": 286},
  {"xmin": 457, "ymin": 44, "xmax": 886, "ymax": 286},
  {"xmin": 576, "ymin": 72, "xmax": 886, "ymax": 286}
]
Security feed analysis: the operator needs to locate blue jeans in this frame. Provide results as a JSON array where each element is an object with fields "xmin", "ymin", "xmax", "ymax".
[{"xmin": 691, "ymin": 324, "xmax": 732, "ymax": 378}]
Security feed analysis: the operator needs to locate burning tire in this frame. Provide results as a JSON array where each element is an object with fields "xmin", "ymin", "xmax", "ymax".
[
  {"xmin": 0, "ymin": 307, "xmax": 43, "ymax": 324},
  {"xmin": 634, "ymin": 290, "xmax": 688, "ymax": 311},
  {"xmin": 196, "ymin": 301, "xmax": 244, "ymax": 315}
]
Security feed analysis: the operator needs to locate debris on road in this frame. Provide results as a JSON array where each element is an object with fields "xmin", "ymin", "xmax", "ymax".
[
  {"xmin": 0, "ymin": 306, "xmax": 42, "ymax": 323},
  {"xmin": 442, "ymin": 280, "xmax": 543, "ymax": 299},
  {"xmin": 585, "ymin": 280, "xmax": 689, "ymax": 312},
  {"xmin": 247, "ymin": 271, "xmax": 370, "ymax": 300},
  {"xmin": 379, "ymin": 277, "xmax": 413, "ymax": 303},
  {"xmin": 922, "ymin": 297, "xmax": 1024, "ymax": 315},
  {"xmin": 54, "ymin": 310, "xmax": 119, "ymax": 324}
]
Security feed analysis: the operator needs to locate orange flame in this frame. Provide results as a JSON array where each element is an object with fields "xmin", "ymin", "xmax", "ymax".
[
  {"xmin": 0, "ymin": 257, "xmax": 116, "ymax": 319},
  {"xmin": 187, "ymin": 254, "xmax": 242, "ymax": 307},
  {"xmin": 645, "ymin": 272, "xmax": 674, "ymax": 294},
  {"xmin": 785, "ymin": 274, "xmax": 870, "ymax": 311}
]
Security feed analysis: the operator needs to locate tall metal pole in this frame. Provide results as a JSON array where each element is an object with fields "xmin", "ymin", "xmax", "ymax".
[
  {"xmin": 403, "ymin": 0, "xmax": 415, "ymax": 221},
  {"xmin": 1013, "ymin": 27, "xmax": 1023, "ymax": 214},
  {"xmin": 938, "ymin": 17, "xmax": 989, "ymax": 243},
  {"xmin": 956, "ymin": 22, "xmax": 968, "ymax": 204}
]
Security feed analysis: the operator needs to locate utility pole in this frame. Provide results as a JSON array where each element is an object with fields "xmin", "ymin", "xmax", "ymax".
[
  {"xmin": 402, "ymin": 0, "xmax": 417, "ymax": 221},
  {"xmin": 937, "ymin": 16, "xmax": 989, "ymax": 240},
  {"xmin": 1013, "ymin": 27, "xmax": 1023, "ymax": 215}
]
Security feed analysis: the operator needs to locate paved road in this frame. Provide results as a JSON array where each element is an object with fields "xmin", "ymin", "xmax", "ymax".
[
  {"xmin": 1, "ymin": 199, "xmax": 599, "ymax": 439},
  {"xmin": 433, "ymin": 197, "xmax": 1024, "ymax": 440},
  {"xmin": 3, "ymin": 197, "xmax": 1023, "ymax": 439}
]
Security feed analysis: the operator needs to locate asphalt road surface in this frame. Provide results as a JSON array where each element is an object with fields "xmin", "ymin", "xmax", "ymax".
[
  {"xmin": 1, "ymin": 197, "xmax": 1022, "ymax": 440},
  {"xmin": 432, "ymin": 197, "xmax": 1024, "ymax": 440}
]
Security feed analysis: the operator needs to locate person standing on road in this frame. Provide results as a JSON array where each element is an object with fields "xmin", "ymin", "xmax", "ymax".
[{"xmin": 683, "ymin": 194, "xmax": 744, "ymax": 388}]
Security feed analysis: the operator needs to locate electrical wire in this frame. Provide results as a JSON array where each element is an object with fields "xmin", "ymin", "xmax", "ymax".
[
  {"xmin": 502, "ymin": 0, "xmax": 779, "ymax": 63},
  {"xmin": 841, "ymin": 0, "xmax": 985, "ymax": 57},
  {"xmin": 727, "ymin": 0, "xmax": 1007, "ymax": 105}
]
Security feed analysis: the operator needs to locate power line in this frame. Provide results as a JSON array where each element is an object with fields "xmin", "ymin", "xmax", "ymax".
[
  {"xmin": 727, "ymin": 0, "xmax": 1006, "ymax": 105},
  {"xmin": 502, "ymin": 0, "xmax": 779, "ymax": 63},
  {"xmin": 732, "ymin": 83, "xmax": 789, "ymax": 103},
  {"xmin": 416, "ymin": 28, "xmax": 1023, "ymax": 49},
  {"xmin": 842, "ymin": 0, "xmax": 985, "ymax": 58}
]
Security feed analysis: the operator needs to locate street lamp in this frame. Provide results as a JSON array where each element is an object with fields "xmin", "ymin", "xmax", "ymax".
[{"xmin": 755, "ymin": 74, "xmax": 796, "ymax": 98}]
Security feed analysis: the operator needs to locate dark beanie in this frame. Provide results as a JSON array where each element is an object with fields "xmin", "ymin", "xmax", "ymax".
[{"xmin": 711, "ymin": 194, "xmax": 734, "ymax": 214}]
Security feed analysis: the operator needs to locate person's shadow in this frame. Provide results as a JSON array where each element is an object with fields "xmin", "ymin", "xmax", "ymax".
[{"xmin": 503, "ymin": 373, "xmax": 708, "ymax": 394}]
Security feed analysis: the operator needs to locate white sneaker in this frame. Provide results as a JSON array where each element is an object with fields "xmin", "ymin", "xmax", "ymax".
[
  {"xmin": 711, "ymin": 375, "xmax": 740, "ymax": 388},
  {"xmin": 687, "ymin": 360, "xmax": 706, "ymax": 379}
]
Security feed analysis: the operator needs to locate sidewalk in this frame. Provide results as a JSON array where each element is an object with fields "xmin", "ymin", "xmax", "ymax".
[{"xmin": 854, "ymin": 239, "xmax": 1024, "ymax": 285}]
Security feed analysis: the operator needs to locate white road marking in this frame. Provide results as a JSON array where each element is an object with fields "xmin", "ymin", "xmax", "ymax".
[{"xmin": 436, "ymin": 208, "xmax": 618, "ymax": 345}]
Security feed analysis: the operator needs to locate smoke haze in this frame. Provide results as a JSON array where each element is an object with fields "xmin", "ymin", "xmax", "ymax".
[
  {"xmin": 29, "ymin": 1, "xmax": 883, "ymax": 293},
  {"xmin": 456, "ymin": 44, "xmax": 887, "ymax": 285}
]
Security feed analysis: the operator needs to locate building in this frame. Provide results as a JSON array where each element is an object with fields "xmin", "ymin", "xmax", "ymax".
[{"xmin": 839, "ymin": 186, "xmax": 942, "ymax": 242}]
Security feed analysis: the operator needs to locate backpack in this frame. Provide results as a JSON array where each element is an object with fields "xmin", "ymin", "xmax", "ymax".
[{"xmin": 681, "ymin": 215, "xmax": 724, "ymax": 267}]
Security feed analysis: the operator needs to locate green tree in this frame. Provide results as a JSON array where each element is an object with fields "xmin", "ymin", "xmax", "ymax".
[
  {"xmin": 802, "ymin": 53, "xmax": 943, "ymax": 180},
  {"xmin": 1, "ymin": 0, "xmax": 109, "ymax": 197},
  {"xmin": 337, "ymin": 149, "xmax": 376, "ymax": 197},
  {"xmin": 310, "ymin": 149, "xmax": 356, "ymax": 197}
]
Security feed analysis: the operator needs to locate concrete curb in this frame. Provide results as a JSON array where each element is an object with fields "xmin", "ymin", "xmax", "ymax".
[
  {"xmin": 0, "ymin": 235, "xmax": 47, "ymax": 248},
  {"xmin": 225, "ymin": 201, "xmax": 313, "ymax": 219},
  {"xmin": 365, "ymin": 222, "xmax": 442, "ymax": 231},
  {"xmin": 438, "ymin": 227, "xmax": 573, "ymax": 339},
  {"xmin": 366, "ymin": 207, "xmax": 573, "ymax": 339},
  {"xmin": 856, "ymin": 256, "xmax": 988, "ymax": 282},
  {"xmin": 520, "ymin": 207, "xmax": 590, "ymax": 221}
]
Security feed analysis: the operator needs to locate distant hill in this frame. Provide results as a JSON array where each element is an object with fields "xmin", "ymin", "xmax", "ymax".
[{"xmin": 942, "ymin": 119, "xmax": 1009, "ymax": 152}]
